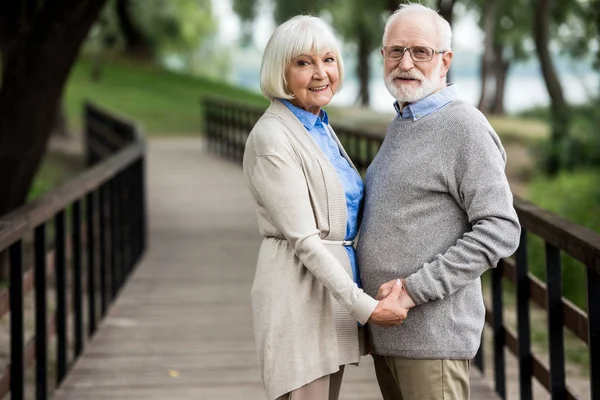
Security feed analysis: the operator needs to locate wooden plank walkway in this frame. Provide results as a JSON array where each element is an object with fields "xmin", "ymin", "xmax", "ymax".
[{"xmin": 52, "ymin": 138, "xmax": 498, "ymax": 399}]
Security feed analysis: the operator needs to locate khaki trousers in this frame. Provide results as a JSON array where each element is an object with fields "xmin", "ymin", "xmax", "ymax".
[
  {"xmin": 372, "ymin": 355, "xmax": 470, "ymax": 400},
  {"xmin": 276, "ymin": 366, "xmax": 345, "ymax": 400}
]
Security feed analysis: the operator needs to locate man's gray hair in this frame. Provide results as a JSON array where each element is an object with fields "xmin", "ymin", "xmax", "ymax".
[
  {"xmin": 260, "ymin": 15, "xmax": 345, "ymax": 101},
  {"xmin": 382, "ymin": 3, "xmax": 452, "ymax": 50}
]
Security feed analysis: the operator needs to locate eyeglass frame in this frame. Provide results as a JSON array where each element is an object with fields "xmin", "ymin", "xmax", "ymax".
[{"xmin": 380, "ymin": 45, "xmax": 448, "ymax": 62}]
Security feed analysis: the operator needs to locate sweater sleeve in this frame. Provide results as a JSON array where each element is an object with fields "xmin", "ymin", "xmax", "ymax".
[
  {"xmin": 244, "ymin": 129, "xmax": 378, "ymax": 324},
  {"xmin": 405, "ymin": 116, "xmax": 521, "ymax": 305}
]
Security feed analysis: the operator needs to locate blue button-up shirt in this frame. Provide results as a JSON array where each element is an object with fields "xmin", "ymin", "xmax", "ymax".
[
  {"xmin": 281, "ymin": 99, "xmax": 364, "ymax": 288},
  {"xmin": 394, "ymin": 84, "xmax": 459, "ymax": 120}
]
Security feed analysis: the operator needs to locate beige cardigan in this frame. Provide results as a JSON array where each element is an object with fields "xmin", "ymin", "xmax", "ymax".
[{"xmin": 242, "ymin": 99, "xmax": 378, "ymax": 399}]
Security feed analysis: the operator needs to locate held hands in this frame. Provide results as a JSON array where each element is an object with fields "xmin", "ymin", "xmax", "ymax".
[
  {"xmin": 376, "ymin": 278, "xmax": 416, "ymax": 310},
  {"xmin": 367, "ymin": 279, "xmax": 410, "ymax": 328}
]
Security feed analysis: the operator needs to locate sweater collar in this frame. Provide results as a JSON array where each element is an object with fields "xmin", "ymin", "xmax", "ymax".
[{"xmin": 394, "ymin": 84, "xmax": 459, "ymax": 121}]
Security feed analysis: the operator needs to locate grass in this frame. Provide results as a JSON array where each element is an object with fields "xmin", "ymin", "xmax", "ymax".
[
  {"xmin": 487, "ymin": 115, "xmax": 549, "ymax": 145},
  {"xmin": 64, "ymin": 56, "xmax": 268, "ymax": 136},
  {"xmin": 28, "ymin": 152, "xmax": 85, "ymax": 201}
]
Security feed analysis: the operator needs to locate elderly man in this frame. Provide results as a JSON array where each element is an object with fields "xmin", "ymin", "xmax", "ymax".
[{"xmin": 357, "ymin": 4, "xmax": 521, "ymax": 399}]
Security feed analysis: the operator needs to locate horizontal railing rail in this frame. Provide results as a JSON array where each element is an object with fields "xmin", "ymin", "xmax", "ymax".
[
  {"xmin": 0, "ymin": 102, "xmax": 147, "ymax": 400},
  {"xmin": 202, "ymin": 97, "xmax": 599, "ymax": 400}
]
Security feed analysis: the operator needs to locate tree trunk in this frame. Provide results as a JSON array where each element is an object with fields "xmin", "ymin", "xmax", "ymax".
[
  {"xmin": 491, "ymin": 44, "xmax": 509, "ymax": 115},
  {"xmin": 0, "ymin": 0, "xmax": 108, "ymax": 218},
  {"xmin": 477, "ymin": 0, "xmax": 498, "ymax": 113},
  {"xmin": 115, "ymin": 0, "xmax": 152, "ymax": 58},
  {"xmin": 52, "ymin": 102, "xmax": 70, "ymax": 138},
  {"xmin": 533, "ymin": 0, "xmax": 569, "ymax": 174},
  {"xmin": 437, "ymin": 0, "xmax": 455, "ymax": 82},
  {"xmin": 356, "ymin": 27, "xmax": 370, "ymax": 107}
]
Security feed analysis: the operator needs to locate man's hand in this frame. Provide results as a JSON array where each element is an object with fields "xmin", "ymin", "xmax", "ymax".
[
  {"xmin": 375, "ymin": 279, "xmax": 398, "ymax": 300},
  {"xmin": 368, "ymin": 279, "xmax": 409, "ymax": 328},
  {"xmin": 376, "ymin": 278, "xmax": 416, "ymax": 309}
]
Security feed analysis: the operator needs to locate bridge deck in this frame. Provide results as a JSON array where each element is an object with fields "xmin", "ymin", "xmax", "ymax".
[{"xmin": 52, "ymin": 139, "xmax": 497, "ymax": 400}]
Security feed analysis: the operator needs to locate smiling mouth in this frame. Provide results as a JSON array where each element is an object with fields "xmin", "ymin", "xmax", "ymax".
[{"xmin": 309, "ymin": 84, "xmax": 329, "ymax": 92}]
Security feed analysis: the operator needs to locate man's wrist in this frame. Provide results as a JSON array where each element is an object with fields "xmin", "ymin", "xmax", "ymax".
[{"xmin": 400, "ymin": 279, "xmax": 417, "ymax": 308}]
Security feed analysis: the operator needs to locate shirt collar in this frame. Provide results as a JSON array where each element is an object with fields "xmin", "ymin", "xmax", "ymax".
[
  {"xmin": 394, "ymin": 84, "xmax": 459, "ymax": 121},
  {"xmin": 280, "ymin": 99, "xmax": 329, "ymax": 129}
]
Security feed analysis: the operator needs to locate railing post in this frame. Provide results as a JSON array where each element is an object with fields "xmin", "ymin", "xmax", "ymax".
[
  {"xmin": 72, "ymin": 200, "xmax": 84, "ymax": 357},
  {"xmin": 34, "ymin": 225, "xmax": 48, "ymax": 400},
  {"xmin": 492, "ymin": 260, "xmax": 506, "ymax": 398},
  {"xmin": 110, "ymin": 177, "xmax": 120, "ymax": 299},
  {"xmin": 86, "ymin": 191, "xmax": 97, "ymax": 336},
  {"xmin": 545, "ymin": 242, "xmax": 566, "ymax": 398},
  {"xmin": 9, "ymin": 240, "xmax": 24, "ymax": 400},
  {"xmin": 140, "ymin": 156, "xmax": 148, "ymax": 253},
  {"xmin": 55, "ymin": 210, "xmax": 68, "ymax": 384},
  {"xmin": 99, "ymin": 183, "xmax": 108, "ymax": 316},
  {"xmin": 588, "ymin": 267, "xmax": 600, "ymax": 399},
  {"xmin": 515, "ymin": 230, "xmax": 532, "ymax": 400}
]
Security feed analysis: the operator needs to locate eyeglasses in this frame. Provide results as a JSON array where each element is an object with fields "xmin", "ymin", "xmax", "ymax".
[{"xmin": 381, "ymin": 45, "xmax": 447, "ymax": 62}]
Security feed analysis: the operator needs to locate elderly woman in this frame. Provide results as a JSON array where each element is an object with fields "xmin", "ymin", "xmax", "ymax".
[{"xmin": 242, "ymin": 15, "xmax": 408, "ymax": 400}]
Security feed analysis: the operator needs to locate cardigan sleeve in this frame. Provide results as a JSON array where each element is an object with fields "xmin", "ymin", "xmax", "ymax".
[{"xmin": 244, "ymin": 130, "xmax": 378, "ymax": 325}]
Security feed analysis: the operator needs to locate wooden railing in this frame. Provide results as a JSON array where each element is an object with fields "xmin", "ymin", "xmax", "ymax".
[
  {"xmin": 203, "ymin": 97, "xmax": 600, "ymax": 400},
  {"xmin": 0, "ymin": 102, "xmax": 147, "ymax": 399}
]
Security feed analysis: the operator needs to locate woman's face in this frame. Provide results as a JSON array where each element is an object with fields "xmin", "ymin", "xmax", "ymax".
[{"xmin": 285, "ymin": 50, "xmax": 339, "ymax": 115}]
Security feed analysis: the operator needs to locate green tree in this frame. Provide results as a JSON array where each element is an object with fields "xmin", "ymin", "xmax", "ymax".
[
  {"xmin": 328, "ymin": 0, "xmax": 390, "ymax": 106},
  {"xmin": 531, "ymin": 0, "xmax": 599, "ymax": 173},
  {"xmin": 469, "ymin": 0, "xmax": 531, "ymax": 115},
  {"xmin": 0, "ymin": 0, "xmax": 107, "ymax": 217},
  {"xmin": 91, "ymin": 0, "xmax": 215, "ymax": 66}
]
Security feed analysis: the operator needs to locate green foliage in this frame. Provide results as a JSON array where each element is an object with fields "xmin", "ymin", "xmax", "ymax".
[
  {"xmin": 523, "ymin": 99, "xmax": 600, "ymax": 171},
  {"xmin": 553, "ymin": 0, "xmax": 596, "ymax": 60},
  {"xmin": 328, "ymin": 0, "xmax": 388, "ymax": 50},
  {"xmin": 462, "ymin": 0, "xmax": 532, "ymax": 62},
  {"xmin": 64, "ymin": 57, "xmax": 267, "ymax": 134},
  {"xmin": 133, "ymin": 0, "xmax": 215, "ymax": 55},
  {"xmin": 232, "ymin": 0, "xmax": 258, "ymax": 43},
  {"xmin": 272, "ymin": 0, "xmax": 329, "ymax": 24},
  {"xmin": 526, "ymin": 169, "xmax": 600, "ymax": 309},
  {"xmin": 87, "ymin": 0, "xmax": 216, "ymax": 65}
]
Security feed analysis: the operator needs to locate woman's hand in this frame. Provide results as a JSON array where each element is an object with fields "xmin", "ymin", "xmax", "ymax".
[{"xmin": 367, "ymin": 279, "xmax": 409, "ymax": 327}]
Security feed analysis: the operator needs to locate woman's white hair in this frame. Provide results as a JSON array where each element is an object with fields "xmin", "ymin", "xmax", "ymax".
[
  {"xmin": 382, "ymin": 3, "xmax": 452, "ymax": 51},
  {"xmin": 260, "ymin": 15, "xmax": 344, "ymax": 101}
]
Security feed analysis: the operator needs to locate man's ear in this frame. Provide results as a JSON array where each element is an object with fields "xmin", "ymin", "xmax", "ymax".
[{"xmin": 441, "ymin": 51, "xmax": 453, "ymax": 78}]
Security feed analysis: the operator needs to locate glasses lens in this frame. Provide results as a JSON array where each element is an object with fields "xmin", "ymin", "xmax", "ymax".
[
  {"xmin": 384, "ymin": 46, "xmax": 405, "ymax": 60},
  {"xmin": 410, "ymin": 47, "xmax": 433, "ymax": 61}
]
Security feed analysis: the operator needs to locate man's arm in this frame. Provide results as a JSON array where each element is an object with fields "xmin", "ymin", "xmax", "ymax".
[{"xmin": 404, "ymin": 116, "xmax": 521, "ymax": 306}]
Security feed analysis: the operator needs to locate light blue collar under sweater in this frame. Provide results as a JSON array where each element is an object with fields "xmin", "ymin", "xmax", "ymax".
[{"xmin": 393, "ymin": 84, "xmax": 459, "ymax": 121}]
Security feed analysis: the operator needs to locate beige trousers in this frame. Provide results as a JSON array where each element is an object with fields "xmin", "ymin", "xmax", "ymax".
[
  {"xmin": 276, "ymin": 366, "xmax": 345, "ymax": 400},
  {"xmin": 372, "ymin": 355, "xmax": 470, "ymax": 400}
]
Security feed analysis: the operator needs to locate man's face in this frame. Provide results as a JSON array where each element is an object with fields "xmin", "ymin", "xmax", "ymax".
[{"xmin": 382, "ymin": 13, "xmax": 452, "ymax": 104}]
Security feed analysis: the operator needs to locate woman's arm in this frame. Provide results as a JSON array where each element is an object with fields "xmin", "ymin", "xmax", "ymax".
[{"xmin": 244, "ymin": 124, "xmax": 406, "ymax": 325}]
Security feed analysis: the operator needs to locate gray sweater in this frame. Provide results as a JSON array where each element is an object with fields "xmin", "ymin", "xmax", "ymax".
[{"xmin": 357, "ymin": 99, "xmax": 521, "ymax": 359}]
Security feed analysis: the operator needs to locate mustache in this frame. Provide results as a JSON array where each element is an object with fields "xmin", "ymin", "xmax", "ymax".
[{"xmin": 386, "ymin": 69, "xmax": 425, "ymax": 81}]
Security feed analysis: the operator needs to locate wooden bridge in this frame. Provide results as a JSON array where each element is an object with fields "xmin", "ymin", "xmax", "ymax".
[{"xmin": 1, "ymin": 102, "xmax": 597, "ymax": 399}]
